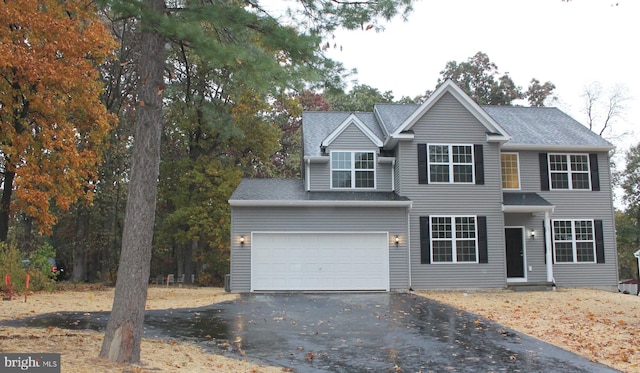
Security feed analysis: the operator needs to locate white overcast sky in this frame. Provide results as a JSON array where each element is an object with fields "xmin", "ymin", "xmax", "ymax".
[{"xmin": 324, "ymin": 0, "xmax": 639, "ymax": 151}]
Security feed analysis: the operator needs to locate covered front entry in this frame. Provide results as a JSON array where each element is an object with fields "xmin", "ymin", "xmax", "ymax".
[
  {"xmin": 505, "ymin": 227, "xmax": 526, "ymax": 281},
  {"xmin": 251, "ymin": 232, "xmax": 390, "ymax": 292}
]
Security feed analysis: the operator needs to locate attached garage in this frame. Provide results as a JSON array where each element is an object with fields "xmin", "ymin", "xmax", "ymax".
[{"xmin": 251, "ymin": 232, "xmax": 390, "ymax": 292}]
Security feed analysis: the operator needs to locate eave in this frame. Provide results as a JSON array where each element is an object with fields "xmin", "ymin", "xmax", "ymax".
[
  {"xmin": 500, "ymin": 144, "xmax": 615, "ymax": 152},
  {"xmin": 229, "ymin": 200, "xmax": 414, "ymax": 208},
  {"xmin": 502, "ymin": 204, "xmax": 555, "ymax": 213}
]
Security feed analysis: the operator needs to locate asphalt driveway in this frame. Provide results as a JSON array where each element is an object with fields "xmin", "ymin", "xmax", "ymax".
[
  {"xmin": 7, "ymin": 292, "xmax": 620, "ymax": 372},
  {"xmin": 142, "ymin": 292, "xmax": 617, "ymax": 372}
]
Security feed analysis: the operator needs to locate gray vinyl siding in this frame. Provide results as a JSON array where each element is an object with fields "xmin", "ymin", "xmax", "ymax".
[
  {"xmin": 230, "ymin": 206, "xmax": 409, "ymax": 292},
  {"xmin": 328, "ymin": 124, "xmax": 378, "ymax": 150},
  {"xmin": 308, "ymin": 125, "xmax": 393, "ymax": 192},
  {"xmin": 503, "ymin": 213, "xmax": 547, "ymax": 283},
  {"xmin": 399, "ymin": 93, "xmax": 507, "ymax": 289},
  {"xmin": 308, "ymin": 162, "xmax": 330, "ymax": 190},
  {"xmin": 516, "ymin": 150, "xmax": 618, "ymax": 289}
]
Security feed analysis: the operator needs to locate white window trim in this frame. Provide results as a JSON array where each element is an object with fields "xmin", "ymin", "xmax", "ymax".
[
  {"xmin": 552, "ymin": 219, "xmax": 596, "ymax": 264},
  {"xmin": 427, "ymin": 144, "xmax": 475, "ymax": 184},
  {"xmin": 430, "ymin": 215, "xmax": 479, "ymax": 264},
  {"xmin": 548, "ymin": 153, "xmax": 591, "ymax": 191},
  {"xmin": 330, "ymin": 150, "xmax": 377, "ymax": 190},
  {"xmin": 501, "ymin": 152, "xmax": 521, "ymax": 190}
]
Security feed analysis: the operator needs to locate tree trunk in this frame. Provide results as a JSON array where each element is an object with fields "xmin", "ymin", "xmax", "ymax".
[
  {"xmin": 73, "ymin": 205, "xmax": 89, "ymax": 282},
  {"xmin": 176, "ymin": 243, "xmax": 184, "ymax": 280},
  {"xmin": 19, "ymin": 214, "xmax": 34, "ymax": 253},
  {"xmin": 186, "ymin": 239, "xmax": 196, "ymax": 284},
  {"xmin": 0, "ymin": 170, "xmax": 15, "ymax": 242},
  {"xmin": 99, "ymin": 0, "xmax": 166, "ymax": 363}
]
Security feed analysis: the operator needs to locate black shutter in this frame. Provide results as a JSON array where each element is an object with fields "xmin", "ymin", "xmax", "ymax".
[
  {"xmin": 474, "ymin": 144, "xmax": 484, "ymax": 185},
  {"xmin": 420, "ymin": 216, "xmax": 430, "ymax": 264},
  {"xmin": 589, "ymin": 153, "xmax": 600, "ymax": 191},
  {"xmin": 594, "ymin": 219, "xmax": 605, "ymax": 263},
  {"xmin": 539, "ymin": 153, "xmax": 549, "ymax": 191},
  {"xmin": 477, "ymin": 216, "xmax": 488, "ymax": 263},
  {"xmin": 418, "ymin": 144, "xmax": 428, "ymax": 184}
]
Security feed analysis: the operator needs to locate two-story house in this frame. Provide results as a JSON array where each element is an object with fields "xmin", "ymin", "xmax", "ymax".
[{"xmin": 228, "ymin": 80, "xmax": 618, "ymax": 293}]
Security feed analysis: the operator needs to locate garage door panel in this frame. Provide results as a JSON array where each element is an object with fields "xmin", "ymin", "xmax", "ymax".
[{"xmin": 251, "ymin": 232, "xmax": 389, "ymax": 291}]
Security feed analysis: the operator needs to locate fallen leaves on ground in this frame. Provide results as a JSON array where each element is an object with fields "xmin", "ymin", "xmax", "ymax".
[
  {"xmin": 0, "ymin": 286, "xmax": 284, "ymax": 373},
  {"xmin": 418, "ymin": 288, "xmax": 640, "ymax": 373}
]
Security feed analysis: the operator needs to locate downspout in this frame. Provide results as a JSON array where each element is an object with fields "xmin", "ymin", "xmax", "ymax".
[
  {"xmin": 407, "ymin": 204, "xmax": 412, "ymax": 291},
  {"xmin": 391, "ymin": 159, "xmax": 396, "ymax": 192},
  {"xmin": 634, "ymin": 250, "xmax": 640, "ymax": 296},
  {"xmin": 305, "ymin": 159, "xmax": 310, "ymax": 191},
  {"xmin": 544, "ymin": 210, "xmax": 555, "ymax": 286}
]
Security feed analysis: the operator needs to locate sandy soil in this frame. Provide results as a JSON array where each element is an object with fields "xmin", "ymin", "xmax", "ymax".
[
  {"xmin": 0, "ymin": 286, "xmax": 284, "ymax": 373},
  {"xmin": 1, "ymin": 286, "xmax": 638, "ymax": 372},
  {"xmin": 418, "ymin": 288, "xmax": 640, "ymax": 373}
]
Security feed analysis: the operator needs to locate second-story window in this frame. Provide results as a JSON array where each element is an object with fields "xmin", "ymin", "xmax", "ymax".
[
  {"xmin": 428, "ymin": 144, "xmax": 474, "ymax": 183},
  {"xmin": 540, "ymin": 152, "xmax": 599, "ymax": 192},
  {"xmin": 501, "ymin": 153, "xmax": 520, "ymax": 189},
  {"xmin": 548, "ymin": 154, "xmax": 590, "ymax": 190},
  {"xmin": 331, "ymin": 151, "xmax": 375, "ymax": 189}
]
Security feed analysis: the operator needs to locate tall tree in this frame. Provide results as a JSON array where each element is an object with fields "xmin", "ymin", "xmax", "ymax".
[
  {"xmin": 526, "ymin": 78, "xmax": 556, "ymax": 107},
  {"xmin": 614, "ymin": 211, "xmax": 640, "ymax": 281},
  {"xmin": 0, "ymin": 0, "xmax": 117, "ymax": 242},
  {"xmin": 619, "ymin": 144, "xmax": 640, "ymax": 281},
  {"xmin": 328, "ymin": 84, "xmax": 395, "ymax": 112},
  {"xmin": 99, "ymin": 0, "xmax": 415, "ymax": 364},
  {"xmin": 581, "ymin": 81, "xmax": 629, "ymax": 137},
  {"xmin": 99, "ymin": 0, "xmax": 165, "ymax": 363},
  {"xmin": 437, "ymin": 51, "xmax": 555, "ymax": 106}
]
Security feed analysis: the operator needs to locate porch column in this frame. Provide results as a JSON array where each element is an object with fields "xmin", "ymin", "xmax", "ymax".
[{"xmin": 544, "ymin": 210, "xmax": 554, "ymax": 283}]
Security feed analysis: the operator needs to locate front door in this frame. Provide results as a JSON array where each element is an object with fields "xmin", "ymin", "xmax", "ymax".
[{"xmin": 505, "ymin": 227, "xmax": 525, "ymax": 279}]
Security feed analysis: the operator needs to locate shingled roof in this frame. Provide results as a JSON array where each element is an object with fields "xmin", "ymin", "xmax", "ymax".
[
  {"xmin": 481, "ymin": 106, "xmax": 613, "ymax": 150},
  {"xmin": 302, "ymin": 103, "xmax": 613, "ymax": 157},
  {"xmin": 229, "ymin": 179, "xmax": 412, "ymax": 206}
]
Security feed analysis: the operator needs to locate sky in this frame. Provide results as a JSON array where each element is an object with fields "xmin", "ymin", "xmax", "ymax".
[{"xmin": 324, "ymin": 0, "xmax": 639, "ymax": 153}]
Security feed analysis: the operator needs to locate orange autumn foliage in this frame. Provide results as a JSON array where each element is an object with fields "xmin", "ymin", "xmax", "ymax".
[{"xmin": 0, "ymin": 0, "xmax": 117, "ymax": 235}]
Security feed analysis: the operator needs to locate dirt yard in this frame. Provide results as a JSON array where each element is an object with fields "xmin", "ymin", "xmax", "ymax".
[
  {"xmin": 1, "ymin": 286, "xmax": 638, "ymax": 372},
  {"xmin": 0, "ymin": 286, "xmax": 283, "ymax": 373},
  {"xmin": 418, "ymin": 288, "xmax": 640, "ymax": 373}
]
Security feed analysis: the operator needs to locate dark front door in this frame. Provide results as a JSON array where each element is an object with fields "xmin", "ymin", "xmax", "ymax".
[{"xmin": 505, "ymin": 228, "xmax": 525, "ymax": 278}]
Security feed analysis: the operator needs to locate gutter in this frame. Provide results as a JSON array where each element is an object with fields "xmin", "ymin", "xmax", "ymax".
[{"xmin": 229, "ymin": 200, "xmax": 414, "ymax": 208}]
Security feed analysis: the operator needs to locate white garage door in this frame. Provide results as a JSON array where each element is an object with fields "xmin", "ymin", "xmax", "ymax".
[{"xmin": 251, "ymin": 232, "xmax": 389, "ymax": 291}]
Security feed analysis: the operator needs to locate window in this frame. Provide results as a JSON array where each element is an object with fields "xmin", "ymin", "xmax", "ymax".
[
  {"xmin": 553, "ymin": 220, "xmax": 595, "ymax": 263},
  {"xmin": 428, "ymin": 144, "xmax": 474, "ymax": 183},
  {"xmin": 430, "ymin": 216, "xmax": 478, "ymax": 263},
  {"xmin": 548, "ymin": 154, "xmax": 590, "ymax": 190},
  {"xmin": 501, "ymin": 153, "xmax": 520, "ymax": 189},
  {"xmin": 331, "ymin": 151, "xmax": 375, "ymax": 189}
]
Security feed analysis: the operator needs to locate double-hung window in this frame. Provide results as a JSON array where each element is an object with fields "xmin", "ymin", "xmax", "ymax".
[
  {"xmin": 548, "ymin": 154, "xmax": 590, "ymax": 190},
  {"xmin": 428, "ymin": 144, "xmax": 474, "ymax": 183},
  {"xmin": 430, "ymin": 216, "xmax": 478, "ymax": 263},
  {"xmin": 553, "ymin": 219, "xmax": 596, "ymax": 263},
  {"xmin": 331, "ymin": 151, "xmax": 375, "ymax": 189}
]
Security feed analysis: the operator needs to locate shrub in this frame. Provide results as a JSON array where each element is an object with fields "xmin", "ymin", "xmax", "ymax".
[{"xmin": 0, "ymin": 243, "xmax": 56, "ymax": 294}]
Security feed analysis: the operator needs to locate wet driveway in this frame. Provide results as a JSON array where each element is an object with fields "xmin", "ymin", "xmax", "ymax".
[{"xmin": 4, "ymin": 292, "xmax": 619, "ymax": 372}]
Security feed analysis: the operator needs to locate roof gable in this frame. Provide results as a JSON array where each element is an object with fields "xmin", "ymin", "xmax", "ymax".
[
  {"xmin": 391, "ymin": 80, "xmax": 510, "ymax": 142},
  {"xmin": 321, "ymin": 113, "xmax": 383, "ymax": 148}
]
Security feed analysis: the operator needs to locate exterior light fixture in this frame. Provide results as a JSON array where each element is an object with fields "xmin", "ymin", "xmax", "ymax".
[
  {"xmin": 240, "ymin": 235, "xmax": 245, "ymax": 247},
  {"xmin": 530, "ymin": 229, "xmax": 536, "ymax": 239},
  {"xmin": 395, "ymin": 235, "xmax": 400, "ymax": 247}
]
